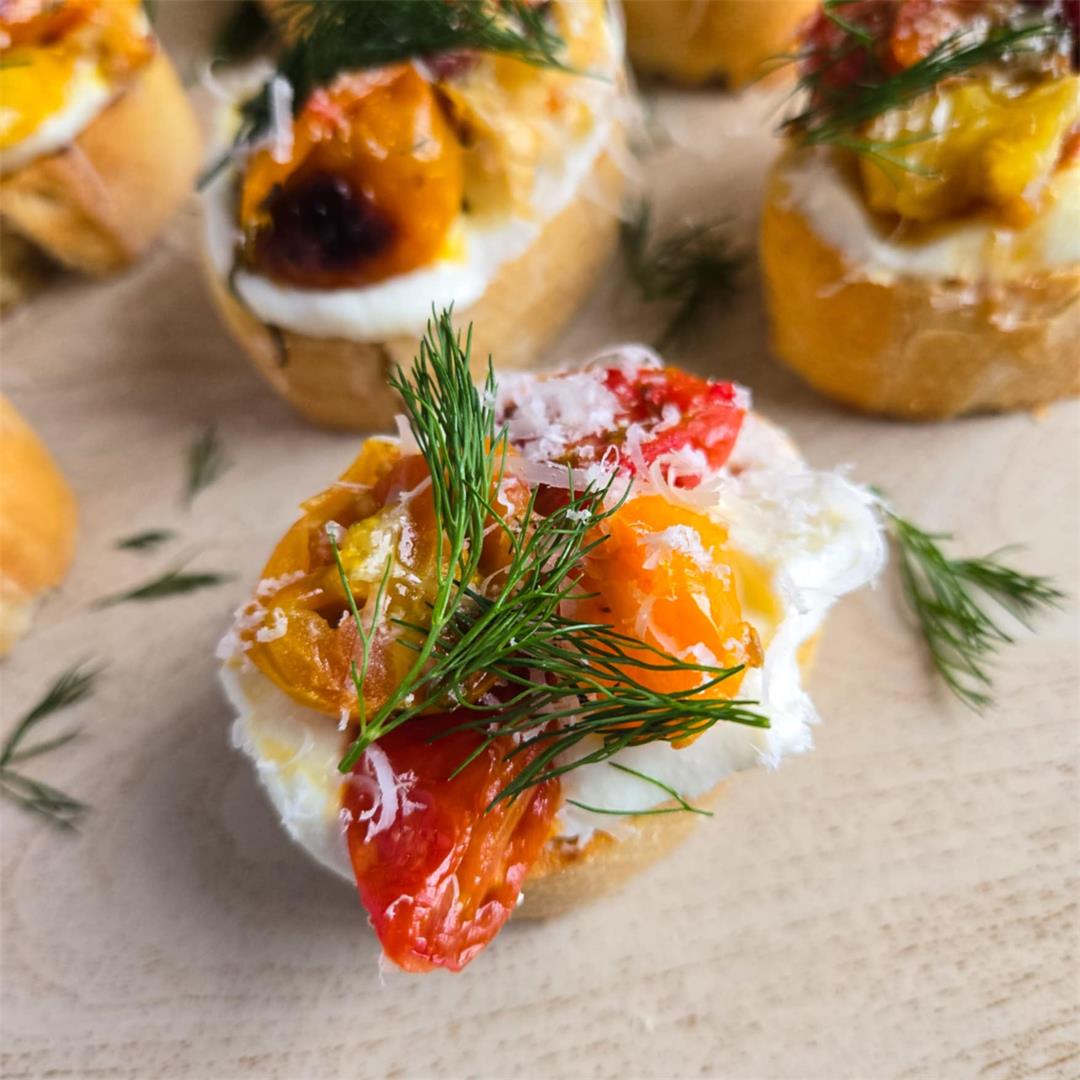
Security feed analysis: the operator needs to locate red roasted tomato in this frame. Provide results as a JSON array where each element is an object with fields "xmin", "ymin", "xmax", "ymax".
[
  {"xmin": 343, "ymin": 715, "xmax": 559, "ymax": 973},
  {"xmin": 554, "ymin": 365, "xmax": 745, "ymax": 485}
]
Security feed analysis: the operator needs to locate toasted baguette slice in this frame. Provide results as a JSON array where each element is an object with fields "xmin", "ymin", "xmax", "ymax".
[
  {"xmin": 623, "ymin": 0, "xmax": 817, "ymax": 88},
  {"xmin": 760, "ymin": 151, "xmax": 1080, "ymax": 419},
  {"xmin": 0, "ymin": 398, "xmax": 77, "ymax": 655},
  {"xmin": 517, "ymin": 633, "xmax": 819, "ymax": 919},
  {"xmin": 205, "ymin": 148, "xmax": 624, "ymax": 432},
  {"xmin": 0, "ymin": 51, "xmax": 201, "ymax": 278}
]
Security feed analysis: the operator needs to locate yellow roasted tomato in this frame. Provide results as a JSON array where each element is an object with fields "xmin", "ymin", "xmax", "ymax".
[
  {"xmin": 573, "ymin": 494, "xmax": 767, "ymax": 714},
  {"xmin": 860, "ymin": 75, "xmax": 1080, "ymax": 223},
  {"xmin": 239, "ymin": 66, "xmax": 465, "ymax": 288},
  {"xmin": 241, "ymin": 439, "xmax": 437, "ymax": 718}
]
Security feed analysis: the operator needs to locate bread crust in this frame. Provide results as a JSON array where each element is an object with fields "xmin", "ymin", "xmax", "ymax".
[
  {"xmin": 517, "ymin": 632, "xmax": 821, "ymax": 919},
  {"xmin": 760, "ymin": 150, "xmax": 1080, "ymax": 419},
  {"xmin": 623, "ymin": 0, "xmax": 817, "ymax": 88},
  {"xmin": 0, "ymin": 51, "xmax": 201, "ymax": 277},
  {"xmin": 204, "ymin": 148, "xmax": 625, "ymax": 431},
  {"xmin": 0, "ymin": 398, "xmax": 77, "ymax": 655}
]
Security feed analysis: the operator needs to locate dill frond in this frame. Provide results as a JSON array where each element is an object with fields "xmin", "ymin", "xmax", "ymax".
[
  {"xmin": 96, "ymin": 568, "xmax": 233, "ymax": 608},
  {"xmin": 885, "ymin": 508, "xmax": 1064, "ymax": 711},
  {"xmin": 115, "ymin": 529, "xmax": 177, "ymax": 553},
  {"xmin": 186, "ymin": 426, "xmax": 228, "ymax": 505},
  {"xmin": 0, "ymin": 664, "xmax": 100, "ymax": 830},
  {"xmin": 622, "ymin": 204, "xmax": 743, "ymax": 348}
]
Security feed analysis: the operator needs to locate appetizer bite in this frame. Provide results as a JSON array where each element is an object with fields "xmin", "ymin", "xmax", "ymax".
[
  {"xmin": 0, "ymin": 0, "xmax": 201, "ymax": 292},
  {"xmin": 203, "ymin": 0, "xmax": 627, "ymax": 431},
  {"xmin": 0, "ymin": 398, "xmax": 76, "ymax": 655},
  {"xmin": 623, "ymin": 0, "xmax": 818, "ymax": 88},
  {"xmin": 220, "ymin": 310, "xmax": 883, "ymax": 972},
  {"xmin": 761, "ymin": 0, "xmax": 1080, "ymax": 418}
]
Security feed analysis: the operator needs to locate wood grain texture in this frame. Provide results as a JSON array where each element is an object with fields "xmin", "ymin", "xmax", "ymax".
[{"xmin": 1, "ymin": 6, "xmax": 1078, "ymax": 1078}]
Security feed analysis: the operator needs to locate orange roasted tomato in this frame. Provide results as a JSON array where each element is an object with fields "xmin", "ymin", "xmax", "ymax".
[
  {"xmin": 239, "ymin": 65, "xmax": 465, "ymax": 288},
  {"xmin": 242, "ymin": 439, "xmax": 440, "ymax": 718},
  {"xmin": 572, "ymin": 494, "xmax": 764, "ymax": 713},
  {"xmin": 243, "ymin": 439, "xmax": 526, "ymax": 721},
  {"xmin": 344, "ymin": 714, "xmax": 560, "ymax": 973}
]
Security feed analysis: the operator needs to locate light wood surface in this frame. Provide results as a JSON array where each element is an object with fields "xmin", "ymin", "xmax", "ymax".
[{"xmin": 2, "ymin": 6, "xmax": 1078, "ymax": 1078}]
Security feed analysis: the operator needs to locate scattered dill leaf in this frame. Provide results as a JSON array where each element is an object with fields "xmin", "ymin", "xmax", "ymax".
[
  {"xmin": 115, "ymin": 529, "xmax": 177, "ymax": 553},
  {"xmin": 884, "ymin": 506, "xmax": 1064, "ymax": 711},
  {"xmin": 622, "ymin": 204, "xmax": 743, "ymax": 348},
  {"xmin": 186, "ymin": 426, "xmax": 228, "ymax": 505},
  {"xmin": 96, "ymin": 568, "xmax": 233, "ymax": 608},
  {"xmin": 0, "ymin": 664, "xmax": 100, "ymax": 830},
  {"xmin": 213, "ymin": 0, "xmax": 274, "ymax": 62}
]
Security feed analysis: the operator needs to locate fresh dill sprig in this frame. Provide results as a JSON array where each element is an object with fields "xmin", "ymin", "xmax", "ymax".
[
  {"xmin": 0, "ymin": 664, "xmax": 100, "ymax": 830},
  {"xmin": 884, "ymin": 507, "xmax": 1064, "ymax": 711},
  {"xmin": 564, "ymin": 762, "xmax": 713, "ymax": 818},
  {"xmin": 333, "ymin": 308, "xmax": 768, "ymax": 803},
  {"xmin": 115, "ymin": 529, "xmax": 177, "ymax": 553},
  {"xmin": 336, "ymin": 310, "xmax": 507, "ymax": 769},
  {"xmin": 785, "ymin": 19, "xmax": 1064, "ymax": 150},
  {"xmin": 213, "ymin": 0, "xmax": 274, "ymax": 63},
  {"xmin": 204, "ymin": 0, "xmax": 569, "ymax": 183},
  {"xmin": 622, "ymin": 205, "xmax": 742, "ymax": 348},
  {"xmin": 186, "ymin": 426, "xmax": 228, "ymax": 505},
  {"xmin": 96, "ymin": 567, "xmax": 233, "ymax": 608}
]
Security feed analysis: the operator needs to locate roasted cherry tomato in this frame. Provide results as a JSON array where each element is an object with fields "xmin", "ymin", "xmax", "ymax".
[
  {"xmin": 550, "ymin": 366, "xmax": 745, "ymax": 485},
  {"xmin": 240, "ymin": 65, "xmax": 465, "ymax": 288},
  {"xmin": 244, "ymin": 440, "xmax": 441, "ymax": 718},
  {"xmin": 572, "ymin": 494, "xmax": 763, "ymax": 710},
  {"xmin": 344, "ymin": 714, "xmax": 560, "ymax": 972}
]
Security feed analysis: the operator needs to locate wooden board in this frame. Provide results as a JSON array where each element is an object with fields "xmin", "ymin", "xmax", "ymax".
[{"xmin": 2, "ymin": 6, "xmax": 1078, "ymax": 1077}]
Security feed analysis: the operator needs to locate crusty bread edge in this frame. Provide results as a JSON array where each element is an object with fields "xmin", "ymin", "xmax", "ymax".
[
  {"xmin": 0, "ymin": 51, "xmax": 201, "ymax": 278},
  {"xmin": 203, "ymin": 147, "xmax": 626, "ymax": 431},
  {"xmin": 0, "ymin": 397, "xmax": 77, "ymax": 655},
  {"xmin": 623, "ymin": 0, "xmax": 817, "ymax": 88},
  {"xmin": 760, "ymin": 149, "xmax": 1080, "ymax": 419}
]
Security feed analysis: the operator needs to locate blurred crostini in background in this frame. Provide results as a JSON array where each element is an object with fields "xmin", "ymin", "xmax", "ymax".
[
  {"xmin": 761, "ymin": 0, "xmax": 1080, "ymax": 418},
  {"xmin": 201, "ymin": 0, "xmax": 630, "ymax": 431},
  {"xmin": 0, "ymin": 0, "xmax": 201, "ymax": 306},
  {"xmin": 623, "ymin": 0, "xmax": 818, "ymax": 88}
]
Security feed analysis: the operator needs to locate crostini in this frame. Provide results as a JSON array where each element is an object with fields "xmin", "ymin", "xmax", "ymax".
[
  {"xmin": 219, "ymin": 311, "xmax": 883, "ymax": 972},
  {"xmin": 0, "ymin": 0, "xmax": 201, "ymax": 293},
  {"xmin": 623, "ymin": 0, "xmax": 818, "ymax": 88},
  {"xmin": 0, "ymin": 398, "xmax": 77, "ymax": 655},
  {"xmin": 202, "ymin": 0, "xmax": 627, "ymax": 431},
  {"xmin": 761, "ymin": 0, "xmax": 1080, "ymax": 418}
]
